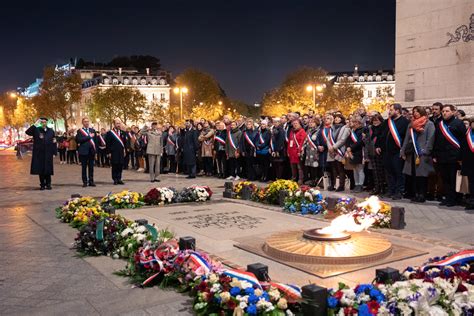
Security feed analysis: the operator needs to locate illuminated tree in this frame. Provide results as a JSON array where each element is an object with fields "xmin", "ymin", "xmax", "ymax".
[{"xmin": 367, "ymin": 86, "xmax": 394, "ymax": 113}]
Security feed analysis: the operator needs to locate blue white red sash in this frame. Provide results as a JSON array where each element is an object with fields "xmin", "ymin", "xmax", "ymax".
[
  {"xmin": 258, "ymin": 132, "xmax": 265, "ymax": 144},
  {"xmin": 142, "ymin": 135, "xmax": 148, "ymax": 145},
  {"xmin": 78, "ymin": 128, "xmax": 96, "ymax": 151},
  {"xmin": 128, "ymin": 132, "xmax": 136, "ymax": 141},
  {"xmin": 227, "ymin": 130, "xmax": 237, "ymax": 150},
  {"xmin": 270, "ymin": 138, "xmax": 274, "ymax": 151},
  {"xmin": 292, "ymin": 132, "xmax": 300, "ymax": 149},
  {"xmin": 99, "ymin": 134, "xmax": 106, "ymax": 146},
  {"xmin": 284, "ymin": 127, "xmax": 289, "ymax": 143},
  {"xmin": 244, "ymin": 132, "xmax": 256, "ymax": 148},
  {"xmin": 369, "ymin": 128, "xmax": 377, "ymax": 144},
  {"xmin": 410, "ymin": 128, "xmax": 421, "ymax": 157},
  {"xmin": 422, "ymin": 250, "xmax": 474, "ymax": 271},
  {"xmin": 350, "ymin": 130, "xmax": 358, "ymax": 143},
  {"xmin": 222, "ymin": 269, "xmax": 262, "ymax": 289},
  {"xmin": 188, "ymin": 251, "xmax": 211, "ymax": 275},
  {"xmin": 110, "ymin": 129, "xmax": 125, "ymax": 148},
  {"xmin": 328, "ymin": 129, "xmax": 344, "ymax": 157},
  {"xmin": 321, "ymin": 127, "xmax": 330, "ymax": 144},
  {"xmin": 270, "ymin": 282, "xmax": 302, "ymax": 300},
  {"xmin": 214, "ymin": 135, "xmax": 226, "ymax": 145},
  {"xmin": 306, "ymin": 134, "xmax": 317, "ymax": 149},
  {"xmin": 467, "ymin": 128, "xmax": 474, "ymax": 153},
  {"xmin": 167, "ymin": 136, "xmax": 176, "ymax": 147},
  {"xmin": 439, "ymin": 121, "xmax": 460, "ymax": 149},
  {"xmin": 388, "ymin": 118, "xmax": 402, "ymax": 148}
]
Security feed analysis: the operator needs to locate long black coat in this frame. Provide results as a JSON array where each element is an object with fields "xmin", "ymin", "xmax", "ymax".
[
  {"xmin": 182, "ymin": 128, "xmax": 199, "ymax": 165},
  {"xmin": 346, "ymin": 127, "xmax": 365, "ymax": 165},
  {"xmin": 105, "ymin": 129, "xmax": 127, "ymax": 164},
  {"xmin": 25, "ymin": 125, "xmax": 57, "ymax": 175},
  {"xmin": 76, "ymin": 128, "xmax": 97, "ymax": 156},
  {"xmin": 433, "ymin": 116, "xmax": 466, "ymax": 163},
  {"xmin": 461, "ymin": 128, "xmax": 474, "ymax": 177}
]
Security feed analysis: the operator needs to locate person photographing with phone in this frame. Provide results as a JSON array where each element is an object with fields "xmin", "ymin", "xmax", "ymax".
[{"xmin": 25, "ymin": 117, "xmax": 57, "ymax": 190}]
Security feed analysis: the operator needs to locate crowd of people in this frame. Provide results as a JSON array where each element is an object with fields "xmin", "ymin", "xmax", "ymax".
[{"xmin": 26, "ymin": 102, "xmax": 474, "ymax": 210}]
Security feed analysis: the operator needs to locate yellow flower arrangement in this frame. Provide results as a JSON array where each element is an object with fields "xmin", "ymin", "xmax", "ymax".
[{"xmin": 101, "ymin": 190, "xmax": 145, "ymax": 209}]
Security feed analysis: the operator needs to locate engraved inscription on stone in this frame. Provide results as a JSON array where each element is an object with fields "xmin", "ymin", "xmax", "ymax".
[{"xmin": 172, "ymin": 211, "xmax": 266, "ymax": 230}]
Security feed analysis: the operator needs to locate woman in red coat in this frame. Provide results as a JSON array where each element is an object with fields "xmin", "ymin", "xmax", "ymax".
[{"xmin": 287, "ymin": 119, "xmax": 307, "ymax": 184}]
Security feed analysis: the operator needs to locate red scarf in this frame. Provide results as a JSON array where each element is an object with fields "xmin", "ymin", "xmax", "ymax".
[{"xmin": 411, "ymin": 116, "xmax": 428, "ymax": 133}]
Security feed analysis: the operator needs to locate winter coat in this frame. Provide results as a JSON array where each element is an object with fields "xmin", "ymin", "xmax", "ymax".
[
  {"xmin": 182, "ymin": 128, "xmax": 199, "ymax": 165},
  {"xmin": 105, "ymin": 128, "xmax": 127, "ymax": 164},
  {"xmin": 345, "ymin": 127, "xmax": 364, "ymax": 165},
  {"xmin": 76, "ymin": 128, "xmax": 97, "ymax": 156},
  {"xmin": 271, "ymin": 125, "xmax": 286, "ymax": 160},
  {"xmin": 25, "ymin": 125, "xmax": 57, "ymax": 175},
  {"xmin": 316, "ymin": 127, "xmax": 331, "ymax": 170},
  {"xmin": 287, "ymin": 128, "xmax": 307, "ymax": 164},
  {"xmin": 461, "ymin": 128, "xmax": 474, "ymax": 177},
  {"xmin": 401, "ymin": 120, "xmax": 435, "ymax": 177},
  {"xmin": 256, "ymin": 128, "xmax": 271, "ymax": 156},
  {"xmin": 214, "ymin": 130, "xmax": 227, "ymax": 152},
  {"xmin": 327, "ymin": 124, "xmax": 350, "ymax": 162},
  {"xmin": 199, "ymin": 128, "xmax": 215, "ymax": 157},
  {"xmin": 225, "ymin": 128, "xmax": 242, "ymax": 158},
  {"xmin": 304, "ymin": 127, "xmax": 319, "ymax": 168},
  {"xmin": 240, "ymin": 128, "xmax": 258, "ymax": 156},
  {"xmin": 141, "ymin": 128, "xmax": 163, "ymax": 156},
  {"xmin": 433, "ymin": 116, "xmax": 467, "ymax": 163},
  {"xmin": 165, "ymin": 133, "xmax": 177, "ymax": 156}
]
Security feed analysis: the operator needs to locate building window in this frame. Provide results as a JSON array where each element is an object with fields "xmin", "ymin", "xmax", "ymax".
[
  {"xmin": 367, "ymin": 90, "xmax": 372, "ymax": 98},
  {"xmin": 160, "ymin": 93, "xmax": 166, "ymax": 101},
  {"xmin": 376, "ymin": 88, "xmax": 381, "ymax": 97}
]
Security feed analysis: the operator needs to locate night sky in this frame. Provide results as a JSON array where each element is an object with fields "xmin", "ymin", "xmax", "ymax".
[{"xmin": 0, "ymin": 0, "xmax": 395, "ymax": 103}]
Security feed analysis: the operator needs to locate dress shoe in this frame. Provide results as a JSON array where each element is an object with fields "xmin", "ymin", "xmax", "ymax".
[
  {"xmin": 46, "ymin": 185, "xmax": 52, "ymax": 190},
  {"xmin": 117, "ymin": 180, "xmax": 125, "ymax": 185},
  {"xmin": 336, "ymin": 187, "xmax": 345, "ymax": 192},
  {"xmin": 40, "ymin": 186, "xmax": 45, "ymax": 191},
  {"xmin": 465, "ymin": 205, "xmax": 474, "ymax": 210},
  {"xmin": 151, "ymin": 180, "xmax": 155, "ymax": 183},
  {"xmin": 113, "ymin": 181, "xmax": 118, "ymax": 185},
  {"xmin": 155, "ymin": 179, "xmax": 161, "ymax": 182},
  {"xmin": 327, "ymin": 186, "xmax": 335, "ymax": 191},
  {"xmin": 89, "ymin": 182, "xmax": 96, "ymax": 187},
  {"xmin": 82, "ymin": 183, "xmax": 88, "ymax": 187},
  {"xmin": 439, "ymin": 200, "xmax": 447, "ymax": 206}
]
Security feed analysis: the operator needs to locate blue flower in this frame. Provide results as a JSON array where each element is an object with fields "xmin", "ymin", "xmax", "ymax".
[
  {"xmin": 301, "ymin": 206, "xmax": 309, "ymax": 214},
  {"xmin": 248, "ymin": 294, "xmax": 259, "ymax": 304},
  {"xmin": 245, "ymin": 287, "xmax": 255, "ymax": 295},
  {"xmin": 327, "ymin": 296, "xmax": 338, "ymax": 308},
  {"xmin": 246, "ymin": 304, "xmax": 257, "ymax": 315},
  {"xmin": 262, "ymin": 292, "xmax": 270, "ymax": 301},
  {"xmin": 356, "ymin": 284, "xmax": 373, "ymax": 294},
  {"xmin": 214, "ymin": 296, "xmax": 221, "ymax": 304},
  {"xmin": 315, "ymin": 193, "xmax": 323, "ymax": 201},
  {"xmin": 358, "ymin": 304, "xmax": 371, "ymax": 316},
  {"xmin": 289, "ymin": 205, "xmax": 296, "ymax": 213},
  {"xmin": 230, "ymin": 286, "xmax": 241, "ymax": 296},
  {"xmin": 369, "ymin": 289, "xmax": 382, "ymax": 298},
  {"xmin": 314, "ymin": 204, "xmax": 323, "ymax": 214}
]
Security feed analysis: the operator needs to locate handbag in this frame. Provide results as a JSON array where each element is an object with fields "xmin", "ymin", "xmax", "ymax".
[
  {"xmin": 456, "ymin": 171, "xmax": 469, "ymax": 194},
  {"xmin": 335, "ymin": 176, "xmax": 351, "ymax": 191},
  {"xmin": 316, "ymin": 172, "xmax": 330, "ymax": 190}
]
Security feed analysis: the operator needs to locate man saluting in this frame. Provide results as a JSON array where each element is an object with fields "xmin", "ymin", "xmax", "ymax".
[
  {"xmin": 25, "ymin": 117, "xmax": 57, "ymax": 190},
  {"xmin": 106, "ymin": 118, "xmax": 127, "ymax": 185},
  {"xmin": 76, "ymin": 117, "xmax": 97, "ymax": 187}
]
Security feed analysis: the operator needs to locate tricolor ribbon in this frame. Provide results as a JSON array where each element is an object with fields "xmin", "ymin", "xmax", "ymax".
[
  {"xmin": 110, "ymin": 129, "xmax": 125, "ymax": 148},
  {"xmin": 244, "ymin": 132, "xmax": 256, "ymax": 148},
  {"xmin": 188, "ymin": 251, "xmax": 211, "ymax": 275},
  {"xmin": 99, "ymin": 134, "xmax": 106, "ymax": 146},
  {"xmin": 270, "ymin": 137, "xmax": 274, "ymax": 152},
  {"xmin": 369, "ymin": 128, "xmax": 377, "ymax": 144},
  {"xmin": 167, "ymin": 137, "xmax": 176, "ymax": 147},
  {"xmin": 410, "ymin": 128, "xmax": 421, "ymax": 157},
  {"xmin": 467, "ymin": 128, "xmax": 474, "ymax": 153},
  {"xmin": 214, "ymin": 135, "xmax": 226, "ymax": 145},
  {"xmin": 128, "ymin": 132, "xmax": 136, "ymax": 141},
  {"xmin": 227, "ymin": 129, "xmax": 237, "ymax": 150},
  {"xmin": 222, "ymin": 269, "xmax": 262, "ymax": 289},
  {"xmin": 292, "ymin": 132, "xmax": 300, "ymax": 149},
  {"xmin": 328, "ymin": 129, "xmax": 344, "ymax": 157},
  {"xmin": 258, "ymin": 132, "xmax": 265, "ymax": 144},
  {"xmin": 321, "ymin": 127, "xmax": 330, "ymax": 144},
  {"xmin": 350, "ymin": 130, "xmax": 359, "ymax": 143},
  {"xmin": 439, "ymin": 121, "xmax": 460, "ymax": 149},
  {"xmin": 422, "ymin": 250, "xmax": 474, "ymax": 271},
  {"xmin": 306, "ymin": 134, "xmax": 317, "ymax": 149},
  {"xmin": 270, "ymin": 282, "xmax": 302, "ymax": 301},
  {"xmin": 78, "ymin": 128, "xmax": 96, "ymax": 151},
  {"xmin": 388, "ymin": 118, "xmax": 402, "ymax": 148}
]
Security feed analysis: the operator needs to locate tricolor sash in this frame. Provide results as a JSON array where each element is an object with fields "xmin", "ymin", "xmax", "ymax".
[
  {"xmin": 128, "ymin": 132, "xmax": 136, "ymax": 141},
  {"xmin": 328, "ymin": 129, "xmax": 344, "ymax": 157},
  {"xmin": 99, "ymin": 134, "xmax": 106, "ymax": 146},
  {"xmin": 188, "ymin": 251, "xmax": 211, "ymax": 275},
  {"xmin": 293, "ymin": 132, "xmax": 300, "ymax": 149},
  {"xmin": 111, "ymin": 129, "xmax": 125, "ymax": 148},
  {"xmin": 270, "ymin": 282, "xmax": 302, "ymax": 300},
  {"xmin": 214, "ymin": 135, "xmax": 226, "ymax": 145},
  {"xmin": 467, "ymin": 128, "xmax": 474, "ymax": 153},
  {"xmin": 222, "ymin": 269, "xmax": 262, "ymax": 289},
  {"xmin": 258, "ymin": 132, "xmax": 265, "ymax": 144},
  {"xmin": 142, "ymin": 135, "xmax": 148, "ymax": 145},
  {"xmin": 369, "ymin": 128, "xmax": 377, "ymax": 144},
  {"xmin": 350, "ymin": 130, "xmax": 359, "ymax": 143},
  {"xmin": 78, "ymin": 128, "xmax": 96, "ymax": 151},
  {"xmin": 284, "ymin": 126, "xmax": 289, "ymax": 143},
  {"xmin": 439, "ymin": 121, "xmax": 460, "ymax": 149},
  {"xmin": 388, "ymin": 118, "xmax": 402, "ymax": 148},
  {"xmin": 422, "ymin": 250, "xmax": 474, "ymax": 271},
  {"xmin": 321, "ymin": 127, "xmax": 330, "ymax": 144},
  {"xmin": 244, "ymin": 132, "xmax": 256, "ymax": 148},
  {"xmin": 410, "ymin": 128, "xmax": 421, "ymax": 157},
  {"xmin": 167, "ymin": 137, "xmax": 176, "ymax": 147},
  {"xmin": 270, "ymin": 138, "xmax": 275, "ymax": 151},
  {"xmin": 227, "ymin": 130, "xmax": 237, "ymax": 150},
  {"xmin": 306, "ymin": 134, "xmax": 317, "ymax": 149}
]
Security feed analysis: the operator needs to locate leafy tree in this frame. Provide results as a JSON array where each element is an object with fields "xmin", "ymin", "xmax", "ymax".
[
  {"xmin": 146, "ymin": 100, "xmax": 171, "ymax": 123},
  {"xmin": 0, "ymin": 93, "xmax": 17, "ymax": 126},
  {"xmin": 323, "ymin": 81, "xmax": 364, "ymax": 115},
  {"xmin": 10, "ymin": 97, "xmax": 37, "ymax": 129},
  {"xmin": 88, "ymin": 86, "xmax": 147, "ymax": 126},
  {"xmin": 32, "ymin": 66, "xmax": 82, "ymax": 130},
  {"xmin": 172, "ymin": 69, "xmax": 226, "ymax": 122},
  {"xmin": 367, "ymin": 86, "xmax": 394, "ymax": 114}
]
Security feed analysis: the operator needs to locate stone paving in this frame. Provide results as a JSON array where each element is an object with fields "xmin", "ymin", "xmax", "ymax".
[{"xmin": 0, "ymin": 153, "xmax": 473, "ymax": 314}]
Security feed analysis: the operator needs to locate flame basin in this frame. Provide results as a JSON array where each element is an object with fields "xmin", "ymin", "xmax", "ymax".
[{"xmin": 263, "ymin": 230, "xmax": 392, "ymax": 265}]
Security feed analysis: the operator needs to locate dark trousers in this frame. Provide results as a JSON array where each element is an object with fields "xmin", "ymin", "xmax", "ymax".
[
  {"xmin": 245, "ymin": 155, "xmax": 256, "ymax": 181},
  {"xmin": 187, "ymin": 164, "xmax": 196, "ymax": 177},
  {"xmin": 167, "ymin": 155, "xmax": 177, "ymax": 173},
  {"xmin": 67, "ymin": 150, "xmax": 78, "ymax": 164},
  {"xmin": 58, "ymin": 149, "xmax": 66, "ymax": 162},
  {"xmin": 257, "ymin": 154, "xmax": 270, "ymax": 180},
  {"xmin": 39, "ymin": 175, "xmax": 51, "ymax": 186},
  {"xmin": 79, "ymin": 154, "xmax": 95, "ymax": 184},
  {"xmin": 272, "ymin": 159, "xmax": 285, "ymax": 180},
  {"xmin": 427, "ymin": 164, "xmax": 444, "ymax": 198},
  {"xmin": 384, "ymin": 154, "xmax": 405, "ymax": 195},
  {"xmin": 98, "ymin": 149, "xmax": 109, "ymax": 167},
  {"xmin": 439, "ymin": 162, "xmax": 458, "ymax": 204},
  {"xmin": 161, "ymin": 152, "xmax": 168, "ymax": 173},
  {"xmin": 144, "ymin": 155, "xmax": 149, "ymax": 173},
  {"xmin": 203, "ymin": 157, "xmax": 213, "ymax": 174},
  {"xmin": 371, "ymin": 154, "xmax": 386, "ymax": 193},
  {"xmin": 228, "ymin": 158, "xmax": 239, "ymax": 177},
  {"xmin": 414, "ymin": 176, "xmax": 428, "ymax": 198},
  {"xmin": 111, "ymin": 163, "xmax": 123, "ymax": 182},
  {"xmin": 215, "ymin": 151, "xmax": 226, "ymax": 176},
  {"xmin": 329, "ymin": 161, "xmax": 345, "ymax": 189},
  {"xmin": 468, "ymin": 175, "xmax": 474, "ymax": 206}
]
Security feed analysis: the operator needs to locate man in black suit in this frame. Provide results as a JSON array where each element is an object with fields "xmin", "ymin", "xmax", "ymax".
[
  {"xmin": 106, "ymin": 118, "xmax": 127, "ymax": 185},
  {"xmin": 76, "ymin": 118, "xmax": 97, "ymax": 187},
  {"xmin": 182, "ymin": 120, "xmax": 199, "ymax": 178}
]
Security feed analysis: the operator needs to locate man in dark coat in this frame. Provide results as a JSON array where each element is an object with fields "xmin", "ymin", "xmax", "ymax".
[
  {"xmin": 433, "ymin": 104, "xmax": 467, "ymax": 207},
  {"xmin": 106, "ymin": 119, "xmax": 127, "ymax": 185},
  {"xmin": 182, "ymin": 120, "xmax": 199, "ymax": 179},
  {"xmin": 25, "ymin": 118, "xmax": 57, "ymax": 190},
  {"xmin": 76, "ymin": 117, "xmax": 97, "ymax": 187}
]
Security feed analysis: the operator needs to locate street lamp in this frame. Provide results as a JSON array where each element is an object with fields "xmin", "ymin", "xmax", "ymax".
[
  {"xmin": 173, "ymin": 87, "xmax": 188, "ymax": 121},
  {"xmin": 306, "ymin": 84, "xmax": 325, "ymax": 107},
  {"xmin": 9, "ymin": 92, "xmax": 17, "ymax": 99},
  {"xmin": 218, "ymin": 101, "xmax": 223, "ymax": 106}
]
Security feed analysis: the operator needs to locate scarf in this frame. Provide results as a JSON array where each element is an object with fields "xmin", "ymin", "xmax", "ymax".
[{"xmin": 412, "ymin": 116, "xmax": 428, "ymax": 133}]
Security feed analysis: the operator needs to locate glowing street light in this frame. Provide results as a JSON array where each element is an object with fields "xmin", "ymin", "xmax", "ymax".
[
  {"xmin": 173, "ymin": 86, "xmax": 188, "ymax": 120},
  {"xmin": 305, "ymin": 84, "xmax": 325, "ymax": 107},
  {"xmin": 218, "ymin": 101, "xmax": 223, "ymax": 106},
  {"xmin": 9, "ymin": 92, "xmax": 17, "ymax": 98}
]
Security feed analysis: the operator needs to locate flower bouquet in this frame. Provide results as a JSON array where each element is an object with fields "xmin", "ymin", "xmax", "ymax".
[
  {"xmin": 353, "ymin": 196, "xmax": 392, "ymax": 228},
  {"xmin": 55, "ymin": 196, "xmax": 100, "ymax": 224},
  {"xmin": 74, "ymin": 214, "xmax": 130, "ymax": 257},
  {"xmin": 176, "ymin": 186, "xmax": 213, "ymax": 202},
  {"xmin": 284, "ymin": 187, "xmax": 325, "ymax": 215},
  {"xmin": 144, "ymin": 187, "xmax": 177, "ymax": 205},
  {"xmin": 233, "ymin": 181, "xmax": 259, "ymax": 199},
  {"xmin": 119, "ymin": 223, "xmax": 175, "ymax": 259},
  {"xmin": 264, "ymin": 179, "xmax": 299, "ymax": 205},
  {"xmin": 101, "ymin": 190, "xmax": 145, "ymax": 209}
]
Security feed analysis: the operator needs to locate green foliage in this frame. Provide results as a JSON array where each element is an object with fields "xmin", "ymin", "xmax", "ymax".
[{"xmin": 88, "ymin": 86, "xmax": 147, "ymax": 125}]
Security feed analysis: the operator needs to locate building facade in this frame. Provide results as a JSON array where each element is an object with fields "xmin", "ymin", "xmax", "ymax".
[
  {"xmin": 328, "ymin": 66, "xmax": 395, "ymax": 107},
  {"xmin": 395, "ymin": 0, "xmax": 474, "ymax": 114}
]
